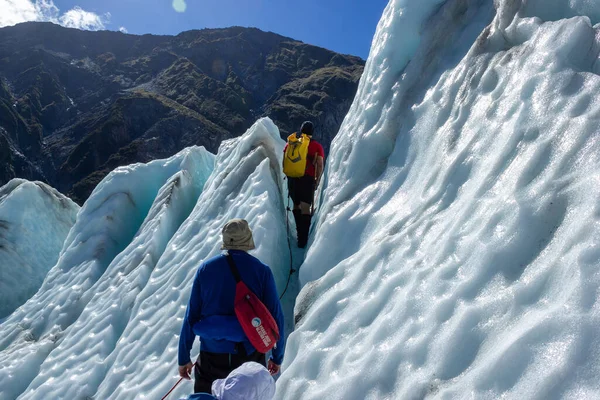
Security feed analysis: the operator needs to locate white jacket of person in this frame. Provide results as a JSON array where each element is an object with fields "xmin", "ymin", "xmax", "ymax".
[
  {"xmin": 213, "ymin": 362, "xmax": 276, "ymax": 400},
  {"xmin": 186, "ymin": 362, "xmax": 276, "ymax": 400}
]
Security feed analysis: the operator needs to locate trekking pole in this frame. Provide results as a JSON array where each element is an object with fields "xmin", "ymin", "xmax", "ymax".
[
  {"xmin": 311, "ymin": 179, "xmax": 317, "ymax": 216},
  {"xmin": 160, "ymin": 361, "xmax": 197, "ymax": 400},
  {"xmin": 280, "ymin": 193, "xmax": 296, "ymax": 300}
]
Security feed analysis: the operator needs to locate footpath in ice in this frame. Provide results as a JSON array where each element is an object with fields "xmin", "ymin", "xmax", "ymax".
[
  {"xmin": 0, "ymin": 180, "xmax": 79, "ymax": 320},
  {"xmin": 0, "ymin": 118, "xmax": 297, "ymax": 400},
  {"xmin": 277, "ymin": 0, "xmax": 600, "ymax": 399}
]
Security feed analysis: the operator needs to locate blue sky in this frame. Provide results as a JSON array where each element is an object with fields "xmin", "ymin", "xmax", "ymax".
[{"xmin": 49, "ymin": 0, "xmax": 389, "ymax": 59}]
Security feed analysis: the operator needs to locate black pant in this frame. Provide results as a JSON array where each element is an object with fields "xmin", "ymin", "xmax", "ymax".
[
  {"xmin": 194, "ymin": 349, "xmax": 266, "ymax": 393},
  {"xmin": 288, "ymin": 175, "xmax": 315, "ymax": 205}
]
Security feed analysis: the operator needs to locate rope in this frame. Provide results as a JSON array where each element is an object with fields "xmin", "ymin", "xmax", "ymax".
[
  {"xmin": 160, "ymin": 362, "xmax": 198, "ymax": 400},
  {"xmin": 160, "ymin": 377, "xmax": 184, "ymax": 400},
  {"xmin": 279, "ymin": 191, "xmax": 296, "ymax": 300}
]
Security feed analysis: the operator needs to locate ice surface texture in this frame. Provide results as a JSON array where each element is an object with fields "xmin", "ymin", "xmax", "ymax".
[
  {"xmin": 278, "ymin": 0, "xmax": 600, "ymax": 399},
  {"xmin": 0, "ymin": 146, "xmax": 214, "ymax": 399},
  {"xmin": 93, "ymin": 118, "xmax": 289, "ymax": 400},
  {"xmin": 0, "ymin": 118, "xmax": 289, "ymax": 400},
  {"xmin": 0, "ymin": 180, "xmax": 79, "ymax": 319}
]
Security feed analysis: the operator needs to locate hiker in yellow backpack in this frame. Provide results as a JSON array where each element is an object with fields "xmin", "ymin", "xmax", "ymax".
[{"xmin": 282, "ymin": 121, "xmax": 325, "ymax": 248}]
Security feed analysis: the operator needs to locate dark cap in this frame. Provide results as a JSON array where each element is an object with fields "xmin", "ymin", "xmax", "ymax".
[{"xmin": 300, "ymin": 121, "xmax": 314, "ymax": 136}]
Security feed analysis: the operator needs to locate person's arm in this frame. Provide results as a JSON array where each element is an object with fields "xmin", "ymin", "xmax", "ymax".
[
  {"xmin": 315, "ymin": 156, "xmax": 324, "ymax": 186},
  {"xmin": 178, "ymin": 268, "xmax": 203, "ymax": 377},
  {"xmin": 262, "ymin": 268, "xmax": 286, "ymax": 371},
  {"xmin": 314, "ymin": 143, "xmax": 325, "ymax": 186}
]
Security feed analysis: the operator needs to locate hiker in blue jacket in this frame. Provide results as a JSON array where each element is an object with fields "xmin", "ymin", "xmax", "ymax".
[{"xmin": 178, "ymin": 219, "xmax": 285, "ymax": 394}]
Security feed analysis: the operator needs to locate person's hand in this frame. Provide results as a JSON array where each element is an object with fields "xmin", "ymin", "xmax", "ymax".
[
  {"xmin": 268, "ymin": 359, "xmax": 281, "ymax": 376},
  {"xmin": 178, "ymin": 362, "xmax": 194, "ymax": 380}
]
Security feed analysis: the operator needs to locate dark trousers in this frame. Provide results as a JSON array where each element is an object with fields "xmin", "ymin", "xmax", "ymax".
[
  {"xmin": 194, "ymin": 349, "xmax": 266, "ymax": 394},
  {"xmin": 287, "ymin": 175, "xmax": 315, "ymax": 206}
]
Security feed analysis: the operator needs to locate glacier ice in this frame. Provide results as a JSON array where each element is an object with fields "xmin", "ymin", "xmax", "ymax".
[
  {"xmin": 17, "ymin": 148, "xmax": 215, "ymax": 399},
  {"xmin": 277, "ymin": 0, "xmax": 600, "ymax": 399},
  {"xmin": 0, "ymin": 179, "xmax": 79, "ymax": 320},
  {"xmin": 0, "ymin": 118, "xmax": 294, "ymax": 400},
  {"xmin": 0, "ymin": 146, "xmax": 215, "ymax": 400},
  {"xmin": 93, "ymin": 118, "xmax": 289, "ymax": 400}
]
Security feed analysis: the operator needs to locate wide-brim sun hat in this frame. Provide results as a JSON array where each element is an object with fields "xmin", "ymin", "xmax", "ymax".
[{"xmin": 220, "ymin": 218, "xmax": 255, "ymax": 251}]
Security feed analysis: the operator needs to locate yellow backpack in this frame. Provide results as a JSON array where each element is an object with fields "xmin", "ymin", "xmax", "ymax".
[{"xmin": 283, "ymin": 133, "xmax": 311, "ymax": 178}]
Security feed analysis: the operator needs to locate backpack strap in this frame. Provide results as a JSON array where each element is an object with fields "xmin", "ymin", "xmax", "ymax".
[{"xmin": 225, "ymin": 252, "xmax": 242, "ymax": 283}]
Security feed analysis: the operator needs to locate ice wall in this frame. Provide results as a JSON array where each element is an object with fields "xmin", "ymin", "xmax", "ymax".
[
  {"xmin": 0, "ymin": 179, "xmax": 79, "ymax": 319},
  {"xmin": 278, "ymin": 0, "xmax": 600, "ymax": 399},
  {"xmin": 0, "ymin": 147, "xmax": 214, "ymax": 400}
]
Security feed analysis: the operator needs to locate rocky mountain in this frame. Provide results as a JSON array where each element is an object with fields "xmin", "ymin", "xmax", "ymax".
[{"xmin": 0, "ymin": 22, "xmax": 364, "ymax": 203}]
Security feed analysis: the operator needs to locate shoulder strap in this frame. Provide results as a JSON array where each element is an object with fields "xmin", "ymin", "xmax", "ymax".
[{"xmin": 225, "ymin": 252, "xmax": 242, "ymax": 283}]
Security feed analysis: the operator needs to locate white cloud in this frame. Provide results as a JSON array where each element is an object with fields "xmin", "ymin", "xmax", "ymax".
[
  {"xmin": 0, "ymin": 0, "xmax": 110, "ymax": 31},
  {"xmin": 0, "ymin": 0, "xmax": 41, "ymax": 26},
  {"xmin": 118, "ymin": 26, "xmax": 127, "ymax": 33},
  {"xmin": 59, "ymin": 6, "xmax": 107, "ymax": 30},
  {"xmin": 35, "ymin": 0, "xmax": 59, "ymax": 19}
]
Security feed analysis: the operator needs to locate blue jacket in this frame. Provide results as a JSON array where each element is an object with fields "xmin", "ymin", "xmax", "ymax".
[
  {"xmin": 187, "ymin": 394, "xmax": 216, "ymax": 400},
  {"xmin": 178, "ymin": 251, "xmax": 285, "ymax": 365}
]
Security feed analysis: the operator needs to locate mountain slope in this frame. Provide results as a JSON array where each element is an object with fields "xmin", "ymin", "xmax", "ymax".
[{"xmin": 0, "ymin": 22, "xmax": 363, "ymax": 203}]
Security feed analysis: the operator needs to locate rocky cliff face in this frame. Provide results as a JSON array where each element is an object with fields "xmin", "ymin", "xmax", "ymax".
[{"xmin": 0, "ymin": 22, "xmax": 363, "ymax": 203}]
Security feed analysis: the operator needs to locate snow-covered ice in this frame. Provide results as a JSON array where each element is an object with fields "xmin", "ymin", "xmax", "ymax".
[
  {"xmin": 0, "ymin": 179, "xmax": 79, "ymax": 320},
  {"xmin": 17, "ymin": 149, "xmax": 214, "ymax": 399},
  {"xmin": 277, "ymin": 0, "xmax": 600, "ymax": 399}
]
